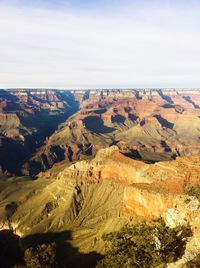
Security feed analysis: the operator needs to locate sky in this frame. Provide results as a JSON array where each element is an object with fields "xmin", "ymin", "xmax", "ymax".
[{"xmin": 0, "ymin": 0, "xmax": 200, "ymax": 89}]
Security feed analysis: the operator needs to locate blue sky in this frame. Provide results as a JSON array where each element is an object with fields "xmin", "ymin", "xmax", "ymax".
[{"xmin": 0, "ymin": 0, "xmax": 200, "ymax": 88}]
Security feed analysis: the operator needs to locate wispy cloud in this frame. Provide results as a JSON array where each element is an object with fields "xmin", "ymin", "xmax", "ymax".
[{"xmin": 0, "ymin": 0, "xmax": 200, "ymax": 88}]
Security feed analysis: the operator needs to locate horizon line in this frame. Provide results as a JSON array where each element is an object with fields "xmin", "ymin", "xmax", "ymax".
[{"xmin": 3, "ymin": 87, "xmax": 200, "ymax": 91}]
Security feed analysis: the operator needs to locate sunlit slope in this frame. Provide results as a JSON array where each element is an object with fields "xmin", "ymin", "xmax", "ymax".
[{"xmin": 0, "ymin": 147, "xmax": 200, "ymax": 255}]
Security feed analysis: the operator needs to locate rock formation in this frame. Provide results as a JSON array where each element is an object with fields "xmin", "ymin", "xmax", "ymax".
[
  {"xmin": 0, "ymin": 89, "xmax": 79, "ymax": 174},
  {"xmin": 21, "ymin": 88, "xmax": 200, "ymax": 175},
  {"xmin": 0, "ymin": 147, "xmax": 200, "ymax": 265},
  {"xmin": 1, "ymin": 88, "xmax": 200, "ymax": 267}
]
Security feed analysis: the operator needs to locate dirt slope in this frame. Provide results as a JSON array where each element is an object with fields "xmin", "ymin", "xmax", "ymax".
[{"xmin": 0, "ymin": 147, "xmax": 200, "ymax": 260}]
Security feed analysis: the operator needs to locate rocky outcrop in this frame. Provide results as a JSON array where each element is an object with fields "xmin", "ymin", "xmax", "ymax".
[
  {"xmin": 0, "ymin": 89, "xmax": 79, "ymax": 175},
  {"xmin": 23, "ymin": 88, "xmax": 200, "ymax": 175},
  {"xmin": 166, "ymin": 196, "xmax": 200, "ymax": 267},
  {"xmin": 1, "ymin": 88, "xmax": 200, "ymax": 175},
  {"xmin": 0, "ymin": 147, "xmax": 200, "ymax": 264},
  {"xmin": 0, "ymin": 113, "xmax": 20, "ymax": 137},
  {"xmin": 1, "ymin": 89, "xmax": 200, "ymax": 266}
]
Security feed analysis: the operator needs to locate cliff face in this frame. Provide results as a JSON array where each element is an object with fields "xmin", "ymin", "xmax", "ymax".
[
  {"xmin": 24, "ymin": 88, "xmax": 200, "ymax": 175},
  {"xmin": 1, "ymin": 88, "xmax": 200, "ymax": 176},
  {"xmin": 0, "ymin": 89, "xmax": 79, "ymax": 175},
  {"xmin": 122, "ymin": 187, "xmax": 175, "ymax": 219},
  {"xmin": 0, "ymin": 89, "xmax": 77, "ymax": 136},
  {"xmin": 0, "ymin": 147, "xmax": 199, "ymax": 266},
  {"xmin": 1, "ymin": 88, "xmax": 200, "ymax": 266},
  {"xmin": 0, "ymin": 113, "xmax": 20, "ymax": 136},
  {"xmin": 166, "ymin": 195, "xmax": 200, "ymax": 268},
  {"xmin": 1, "ymin": 147, "xmax": 199, "ymax": 242}
]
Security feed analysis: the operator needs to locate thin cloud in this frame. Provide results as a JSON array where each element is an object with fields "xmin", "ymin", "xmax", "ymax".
[{"xmin": 0, "ymin": 1, "xmax": 200, "ymax": 88}]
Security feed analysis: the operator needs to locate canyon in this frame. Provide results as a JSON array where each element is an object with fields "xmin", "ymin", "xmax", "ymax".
[
  {"xmin": 0, "ymin": 89, "xmax": 79, "ymax": 175},
  {"xmin": 0, "ymin": 88, "xmax": 200, "ymax": 267},
  {"xmin": 0, "ymin": 146, "xmax": 200, "ymax": 267},
  {"xmin": 1, "ymin": 88, "xmax": 200, "ymax": 176}
]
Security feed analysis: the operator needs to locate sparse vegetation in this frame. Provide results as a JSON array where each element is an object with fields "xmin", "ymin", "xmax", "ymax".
[
  {"xmin": 24, "ymin": 242, "xmax": 57, "ymax": 268},
  {"xmin": 186, "ymin": 185, "xmax": 200, "ymax": 202},
  {"xmin": 96, "ymin": 219, "xmax": 191, "ymax": 268}
]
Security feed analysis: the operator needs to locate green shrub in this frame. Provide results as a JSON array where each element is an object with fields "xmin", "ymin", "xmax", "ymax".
[
  {"xmin": 96, "ymin": 219, "xmax": 190, "ymax": 268},
  {"xmin": 24, "ymin": 242, "xmax": 57, "ymax": 268}
]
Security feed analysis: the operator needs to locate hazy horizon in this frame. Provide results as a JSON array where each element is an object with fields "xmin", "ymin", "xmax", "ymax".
[
  {"xmin": 4, "ymin": 87, "xmax": 200, "ymax": 91},
  {"xmin": 1, "ymin": 0, "xmax": 200, "ymax": 88}
]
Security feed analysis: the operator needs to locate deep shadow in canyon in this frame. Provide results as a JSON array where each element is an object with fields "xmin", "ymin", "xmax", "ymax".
[
  {"xmin": 0, "ymin": 99, "xmax": 79, "ymax": 176},
  {"xmin": 0, "ymin": 229, "xmax": 101, "ymax": 268}
]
